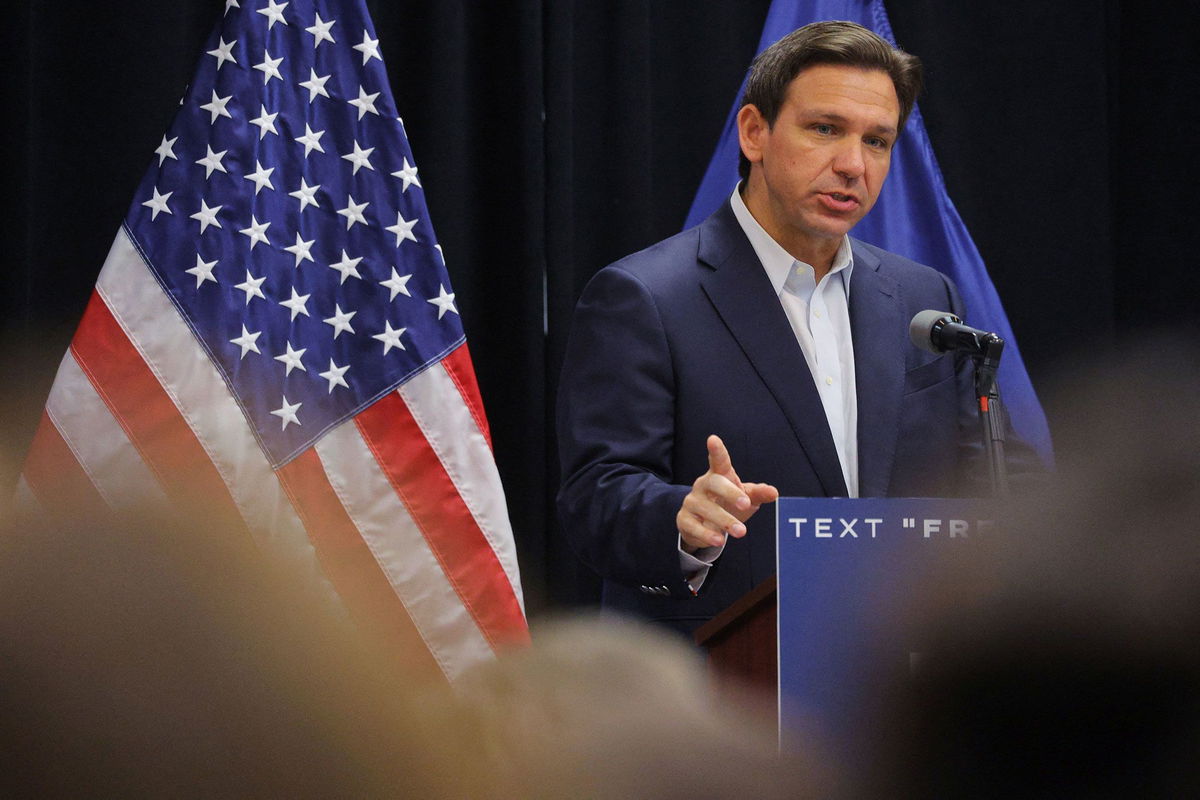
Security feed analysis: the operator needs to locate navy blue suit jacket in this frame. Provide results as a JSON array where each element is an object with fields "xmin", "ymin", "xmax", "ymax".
[{"xmin": 557, "ymin": 202, "xmax": 985, "ymax": 634}]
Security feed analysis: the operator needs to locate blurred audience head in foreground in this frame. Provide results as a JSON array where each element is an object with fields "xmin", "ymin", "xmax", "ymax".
[
  {"xmin": 450, "ymin": 612, "xmax": 817, "ymax": 799},
  {"xmin": 858, "ymin": 338, "xmax": 1200, "ymax": 798},
  {"xmin": 0, "ymin": 497, "xmax": 812, "ymax": 797},
  {"xmin": 0, "ymin": 503, "xmax": 459, "ymax": 797}
]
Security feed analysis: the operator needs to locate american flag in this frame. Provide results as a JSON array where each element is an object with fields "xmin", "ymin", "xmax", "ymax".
[{"xmin": 16, "ymin": 0, "xmax": 528, "ymax": 680}]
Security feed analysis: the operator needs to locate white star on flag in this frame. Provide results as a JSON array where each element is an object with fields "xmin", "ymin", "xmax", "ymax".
[
  {"xmin": 391, "ymin": 158, "xmax": 421, "ymax": 192},
  {"xmin": 328, "ymin": 250, "xmax": 364, "ymax": 284},
  {"xmin": 427, "ymin": 284, "xmax": 458, "ymax": 319},
  {"xmin": 254, "ymin": 50, "xmax": 285, "ymax": 84},
  {"xmin": 380, "ymin": 267, "xmax": 412, "ymax": 300},
  {"xmin": 155, "ymin": 135, "xmax": 178, "ymax": 166},
  {"xmin": 195, "ymin": 145, "xmax": 229, "ymax": 179},
  {"xmin": 235, "ymin": 270, "xmax": 267, "ymax": 305},
  {"xmin": 295, "ymin": 124, "xmax": 326, "ymax": 157},
  {"xmin": 279, "ymin": 287, "xmax": 311, "ymax": 320},
  {"xmin": 243, "ymin": 160, "xmax": 275, "ymax": 194},
  {"xmin": 274, "ymin": 342, "xmax": 308, "ymax": 375},
  {"xmin": 341, "ymin": 141, "xmax": 375, "ymax": 174},
  {"xmin": 207, "ymin": 37, "xmax": 238, "ymax": 70},
  {"xmin": 186, "ymin": 254, "xmax": 219, "ymax": 288},
  {"xmin": 337, "ymin": 194, "xmax": 369, "ymax": 229},
  {"xmin": 270, "ymin": 395, "xmax": 301, "ymax": 429},
  {"xmin": 199, "ymin": 90, "xmax": 233, "ymax": 123},
  {"xmin": 299, "ymin": 68, "xmax": 331, "ymax": 102},
  {"xmin": 353, "ymin": 30, "xmax": 381, "ymax": 64},
  {"xmin": 290, "ymin": 178, "xmax": 321, "ymax": 211},
  {"xmin": 372, "ymin": 321, "xmax": 406, "ymax": 354},
  {"xmin": 229, "ymin": 324, "xmax": 261, "ymax": 358},
  {"xmin": 142, "ymin": 187, "xmax": 173, "ymax": 220},
  {"xmin": 386, "ymin": 212, "xmax": 418, "ymax": 246},
  {"xmin": 307, "ymin": 13, "xmax": 336, "ymax": 47},
  {"xmin": 189, "ymin": 199, "xmax": 223, "ymax": 233},
  {"xmin": 249, "ymin": 105, "xmax": 279, "ymax": 139},
  {"xmin": 318, "ymin": 358, "xmax": 350, "ymax": 392},
  {"xmin": 257, "ymin": 0, "xmax": 290, "ymax": 30},
  {"xmin": 239, "ymin": 215, "xmax": 271, "ymax": 249},
  {"xmin": 283, "ymin": 233, "xmax": 316, "ymax": 266},
  {"xmin": 348, "ymin": 86, "xmax": 380, "ymax": 119},
  {"xmin": 323, "ymin": 304, "xmax": 356, "ymax": 338}
]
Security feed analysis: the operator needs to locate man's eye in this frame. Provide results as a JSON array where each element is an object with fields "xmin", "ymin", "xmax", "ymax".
[
  {"xmin": 813, "ymin": 124, "xmax": 834, "ymax": 135},
  {"xmin": 865, "ymin": 137, "xmax": 889, "ymax": 149}
]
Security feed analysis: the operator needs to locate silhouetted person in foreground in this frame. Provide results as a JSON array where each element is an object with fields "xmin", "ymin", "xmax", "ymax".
[
  {"xmin": 856, "ymin": 339, "xmax": 1200, "ymax": 798},
  {"xmin": 1, "ymin": 502, "xmax": 818, "ymax": 797},
  {"xmin": 0, "ymin": 505, "xmax": 456, "ymax": 797}
]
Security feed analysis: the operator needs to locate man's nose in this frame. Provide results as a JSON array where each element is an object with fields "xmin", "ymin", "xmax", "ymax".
[{"xmin": 832, "ymin": 140, "xmax": 866, "ymax": 180}]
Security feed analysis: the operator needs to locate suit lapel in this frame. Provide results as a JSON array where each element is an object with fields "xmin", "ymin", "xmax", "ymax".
[
  {"xmin": 848, "ymin": 240, "xmax": 904, "ymax": 497},
  {"xmin": 696, "ymin": 206, "xmax": 848, "ymax": 497}
]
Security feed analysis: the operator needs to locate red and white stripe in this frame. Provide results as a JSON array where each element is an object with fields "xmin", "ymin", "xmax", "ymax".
[{"xmin": 20, "ymin": 228, "xmax": 528, "ymax": 682}]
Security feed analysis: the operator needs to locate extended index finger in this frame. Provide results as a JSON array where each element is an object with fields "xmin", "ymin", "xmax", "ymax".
[{"xmin": 706, "ymin": 434, "xmax": 733, "ymax": 477}]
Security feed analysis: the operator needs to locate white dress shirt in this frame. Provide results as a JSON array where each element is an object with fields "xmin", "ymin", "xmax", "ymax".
[
  {"xmin": 730, "ymin": 187, "xmax": 859, "ymax": 498},
  {"xmin": 680, "ymin": 190, "xmax": 861, "ymax": 590}
]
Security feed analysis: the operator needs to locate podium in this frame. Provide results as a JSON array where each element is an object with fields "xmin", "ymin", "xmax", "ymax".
[
  {"xmin": 694, "ymin": 575, "xmax": 777, "ymax": 695},
  {"xmin": 696, "ymin": 497, "xmax": 996, "ymax": 750}
]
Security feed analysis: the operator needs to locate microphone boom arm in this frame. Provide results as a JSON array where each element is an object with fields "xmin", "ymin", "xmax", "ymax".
[{"xmin": 974, "ymin": 333, "xmax": 1009, "ymax": 499}]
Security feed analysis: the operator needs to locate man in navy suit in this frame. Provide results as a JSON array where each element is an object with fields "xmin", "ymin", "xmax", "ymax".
[{"xmin": 557, "ymin": 22, "xmax": 987, "ymax": 635}]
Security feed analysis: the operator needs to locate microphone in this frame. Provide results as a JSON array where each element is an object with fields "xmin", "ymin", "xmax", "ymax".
[{"xmin": 909, "ymin": 310, "xmax": 1003, "ymax": 357}]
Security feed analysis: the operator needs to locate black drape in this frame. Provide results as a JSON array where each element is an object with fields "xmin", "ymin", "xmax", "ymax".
[{"xmin": 4, "ymin": 1, "xmax": 1198, "ymax": 616}]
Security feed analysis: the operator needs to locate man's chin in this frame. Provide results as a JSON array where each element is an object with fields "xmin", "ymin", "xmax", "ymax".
[
  {"xmin": 807, "ymin": 209, "xmax": 867, "ymax": 240},
  {"xmin": 801, "ymin": 220, "xmax": 857, "ymax": 241}
]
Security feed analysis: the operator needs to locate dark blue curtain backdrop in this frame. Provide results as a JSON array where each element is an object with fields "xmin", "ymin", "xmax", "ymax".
[{"xmin": 4, "ymin": 1, "xmax": 1197, "ymax": 613}]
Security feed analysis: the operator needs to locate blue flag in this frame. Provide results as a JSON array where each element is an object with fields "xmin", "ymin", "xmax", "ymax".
[{"xmin": 686, "ymin": 0, "xmax": 1053, "ymax": 464}]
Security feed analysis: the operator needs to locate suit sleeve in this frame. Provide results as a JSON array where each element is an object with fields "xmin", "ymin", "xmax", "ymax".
[{"xmin": 555, "ymin": 265, "xmax": 695, "ymax": 594}]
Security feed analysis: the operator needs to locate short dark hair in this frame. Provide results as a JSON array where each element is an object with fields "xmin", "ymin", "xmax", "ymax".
[{"xmin": 737, "ymin": 20, "xmax": 923, "ymax": 180}]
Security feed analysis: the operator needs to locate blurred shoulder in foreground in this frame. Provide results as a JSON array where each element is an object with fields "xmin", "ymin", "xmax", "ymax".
[
  {"xmin": 861, "ymin": 335, "xmax": 1200, "ymax": 798},
  {"xmin": 449, "ymin": 612, "xmax": 825, "ymax": 799}
]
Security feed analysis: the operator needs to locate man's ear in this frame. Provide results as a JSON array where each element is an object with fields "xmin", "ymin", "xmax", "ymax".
[{"xmin": 737, "ymin": 104, "xmax": 768, "ymax": 167}]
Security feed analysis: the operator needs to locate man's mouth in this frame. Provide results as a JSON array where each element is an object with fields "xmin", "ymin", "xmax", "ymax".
[{"xmin": 819, "ymin": 191, "xmax": 860, "ymax": 212}]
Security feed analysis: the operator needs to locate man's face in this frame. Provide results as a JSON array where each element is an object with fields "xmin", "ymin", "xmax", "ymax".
[{"xmin": 739, "ymin": 64, "xmax": 900, "ymax": 260}]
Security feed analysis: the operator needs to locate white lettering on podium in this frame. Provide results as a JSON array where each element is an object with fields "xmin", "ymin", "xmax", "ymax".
[{"xmin": 788, "ymin": 517, "xmax": 884, "ymax": 539}]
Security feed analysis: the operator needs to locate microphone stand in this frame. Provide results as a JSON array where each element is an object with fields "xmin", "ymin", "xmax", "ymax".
[{"xmin": 972, "ymin": 335, "xmax": 1009, "ymax": 499}]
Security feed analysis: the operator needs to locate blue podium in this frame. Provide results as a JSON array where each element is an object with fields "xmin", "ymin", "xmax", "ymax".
[
  {"xmin": 696, "ymin": 497, "xmax": 996, "ymax": 757},
  {"xmin": 777, "ymin": 497, "xmax": 995, "ymax": 753}
]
